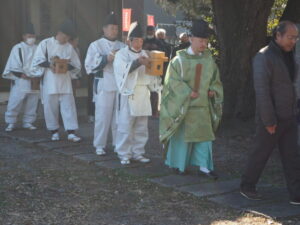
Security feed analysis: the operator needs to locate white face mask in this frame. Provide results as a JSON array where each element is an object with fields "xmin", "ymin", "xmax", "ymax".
[
  {"xmin": 147, "ymin": 35, "xmax": 155, "ymax": 39},
  {"xmin": 26, "ymin": 38, "xmax": 36, "ymax": 45}
]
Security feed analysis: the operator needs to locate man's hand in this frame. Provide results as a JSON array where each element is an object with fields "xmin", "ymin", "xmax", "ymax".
[
  {"xmin": 21, "ymin": 74, "xmax": 30, "ymax": 80},
  {"xmin": 50, "ymin": 64, "xmax": 56, "ymax": 73},
  {"xmin": 208, "ymin": 90, "xmax": 215, "ymax": 98},
  {"xmin": 50, "ymin": 57, "xmax": 56, "ymax": 73},
  {"xmin": 266, "ymin": 125, "xmax": 277, "ymax": 134},
  {"xmin": 138, "ymin": 56, "xmax": 150, "ymax": 67},
  {"xmin": 190, "ymin": 91, "xmax": 199, "ymax": 99},
  {"xmin": 107, "ymin": 53, "xmax": 115, "ymax": 63}
]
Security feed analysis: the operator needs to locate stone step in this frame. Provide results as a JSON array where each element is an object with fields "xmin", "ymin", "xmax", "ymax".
[
  {"xmin": 176, "ymin": 179, "xmax": 240, "ymax": 198},
  {"xmin": 123, "ymin": 159, "xmax": 173, "ymax": 177},
  {"xmin": 207, "ymin": 187, "xmax": 300, "ymax": 218},
  {"xmin": 149, "ymin": 174, "xmax": 205, "ymax": 188}
]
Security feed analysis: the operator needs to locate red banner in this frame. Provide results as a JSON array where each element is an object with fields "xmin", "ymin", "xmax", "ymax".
[
  {"xmin": 147, "ymin": 15, "xmax": 155, "ymax": 26},
  {"xmin": 122, "ymin": 8, "xmax": 132, "ymax": 32}
]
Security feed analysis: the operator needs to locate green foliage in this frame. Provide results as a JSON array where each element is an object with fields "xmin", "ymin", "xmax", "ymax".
[
  {"xmin": 156, "ymin": 0, "xmax": 288, "ymax": 59},
  {"xmin": 157, "ymin": 0, "xmax": 287, "ymax": 34},
  {"xmin": 155, "ymin": 0, "xmax": 212, "ymax": 19},
  {"xmin": 268, "ymin": 0, "xmax": 287, "ymax": 35},
  {"xmin": 156, "ymin": 0, "xmax": 218, "ymax": 58}
]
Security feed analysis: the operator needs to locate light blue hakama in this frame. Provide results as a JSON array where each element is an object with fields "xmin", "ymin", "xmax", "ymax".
[{"xmin": 165, "ymin": 125, "xmax": 214, "ymax": 172}]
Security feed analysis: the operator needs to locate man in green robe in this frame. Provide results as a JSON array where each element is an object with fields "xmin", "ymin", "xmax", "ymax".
[{"xmin": 159, "ymin": 20, "xmax": 223, "ymax": 179}]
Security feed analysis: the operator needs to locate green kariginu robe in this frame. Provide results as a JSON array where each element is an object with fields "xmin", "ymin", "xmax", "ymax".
[{"xmin": 159, "ymin": 48, "xmax": 223, "ymax": 145}]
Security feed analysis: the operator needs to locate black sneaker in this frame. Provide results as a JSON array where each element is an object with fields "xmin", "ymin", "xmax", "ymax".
[
  {"xmin": 290, "ymin": 199, "xmax": 300, "ymax": 205},
  {"xmin": 207, "ymin": 171, "xmax": 219, "ymax": 180},
  {"xmin": 173, "ymin": 168, "xmax": 188, "ymax": 175},
  {"xmin": 198, "ymin": 170, "xmax": 219, "ymax": 180},
  {"xmin": 240, "ymin": 188, "xmax": 262, "ymax": 200}
]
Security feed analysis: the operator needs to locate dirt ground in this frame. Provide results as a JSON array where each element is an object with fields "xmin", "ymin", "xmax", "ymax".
[
  {"xmin": 0, "ymin": 131, "xmax": 299, "ymax": 225},
  {"xmin": 0, "ymin": 98, "xmax": 299, "ymax": 225}
]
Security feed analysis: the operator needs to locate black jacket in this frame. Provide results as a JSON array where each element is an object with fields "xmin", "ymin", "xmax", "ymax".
[
  {"xmin": 143, "ymin": 37, "xmax": 160, "ymax": 51},
  {"xmin": 253, "ymin": 40, "xmax": 298, "ymax": 126},
  {"xmin": 170, "ymin": 42, "xmax": 190, "ymax": 59},
  {"xmin": 156, "ymin": 39, "xmax": 171, "ymax": 58}
]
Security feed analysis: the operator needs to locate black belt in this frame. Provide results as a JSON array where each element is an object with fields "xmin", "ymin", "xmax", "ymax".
[{"xmin": 93, "ymin": 70, "xmax": 103, "ymax": 78}]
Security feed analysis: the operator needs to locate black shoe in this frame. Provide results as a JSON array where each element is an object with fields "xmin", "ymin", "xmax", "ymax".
[
  {"xmin": 198, "ymin": 170, "xmax": 219, "ymax": 180},
  {"xmin": 240, "ymin": 188, "xmax": 262, "ymax": 200},
  {"xmin": 173, "ymin": 168, "xmax": 188, "ymax": 175},
  {"xmin": 290, "ymin": 199, "xmax": 300, "ymax": 205}
]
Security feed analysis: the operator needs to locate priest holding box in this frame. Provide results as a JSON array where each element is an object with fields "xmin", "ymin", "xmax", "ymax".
[
  {"xmin": 159, "ymin": 20, "xmax": 223, "ymax": 179},
  {"xmin": 85, "ymin": 12, "xmax": 126, "ymax": 156},
  {"xmin": 113, "ymin": 21, "xmax": 162, "ymax": 165},
  {"xmin": 31, "ymin": 19, "xmax": 82, "ymax": 142},
  {"xmin": 2, "ymin": 22, "xmax": 39, "ymax": 132}
]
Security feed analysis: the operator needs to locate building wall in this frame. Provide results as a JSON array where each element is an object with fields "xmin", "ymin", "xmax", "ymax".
[
  {"xmin": 123, "ymin": 0, "xmax": 185, "ymax": 40},
  {"xmin": 0, "ymin": 0, "xmax": 29, "ymax": 91},
  {"xmin": 0, "ymin": 0, "xmax": 121, "ymax": 91},
  {"xmin": 123, "ymin": 0, "xmax": 145, "ymax": 28}
]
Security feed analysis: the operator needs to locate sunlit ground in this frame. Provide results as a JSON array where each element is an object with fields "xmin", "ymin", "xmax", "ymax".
[{"xmin": 211, "ymin": 213, "xmax": 281, "ymax": 225}]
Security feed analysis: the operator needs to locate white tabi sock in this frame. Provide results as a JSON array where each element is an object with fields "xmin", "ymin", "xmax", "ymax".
[{"xmin": 200, "ymin": 167, "xmax": 210, "ymax": 174}]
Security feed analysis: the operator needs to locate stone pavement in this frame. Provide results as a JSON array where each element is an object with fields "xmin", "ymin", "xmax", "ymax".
[{"xmin": 0, "ymin": 97, "xmax": 299, "ymax": 220}]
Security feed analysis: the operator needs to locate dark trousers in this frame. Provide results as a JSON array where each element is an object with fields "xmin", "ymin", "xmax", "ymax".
[
  {"xmin": 241, "ymin": 118, "xmax": 300, "ymax": 200},
  {"xmin": 151, "ymin": 92, "xmax": 158, "ymax": 116},
  {"xmin": 87, "ymin": 75, "xmax": 95, "ymax": 116}
]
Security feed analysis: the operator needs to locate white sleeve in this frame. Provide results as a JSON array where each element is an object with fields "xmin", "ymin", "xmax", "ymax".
[
  {"xmin": 2, "ymin": 45, "xmax": 23, "ymax": 80},
  {"xmin": 69, "ymin": 47, "xmax": 81, "ymax": 79},
  {"xmin": 30, "ymin": 40, "xmax": 48, "ymax": 77},
  {"xmin": 113, "ymin": 49, "xmax": 138, "ymax": 95},
  {"xmin": 85, "ymin": 42, "xmax": 107, "ymax": 75}
]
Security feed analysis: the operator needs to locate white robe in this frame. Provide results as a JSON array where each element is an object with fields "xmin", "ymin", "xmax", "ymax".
[
  {"xmin": 31, "ymin": 37, "xmax": 81, "ymax": 131},
  {"xmin": 85, "ymin": 38, "xmax": 126, "ymax": 149},
  {"xmin": 113, "ymin": 46, "xmax": 162, "ymax": 159},
  {"xmin": 2, "ymin": 42, "xmax": 39, "ymax": 125},
  {"xmin": 85, "ymin": 38, "xmax": 126, "ymax": 91},
  {"xmin": 31, "ymin": 37, "xmax": 81, "ymax": 94}
]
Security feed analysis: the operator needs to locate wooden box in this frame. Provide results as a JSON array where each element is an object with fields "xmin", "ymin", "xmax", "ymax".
[
  {"xmin": 53, "ymin": 58, "xmax": 69, "ymax": 74},
  {"xmin": 146, "ymin": 50, "xmax": 168, "ymax": 76}
]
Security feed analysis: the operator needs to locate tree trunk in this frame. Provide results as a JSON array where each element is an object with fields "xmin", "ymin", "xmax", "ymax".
[
  {"xmin": 211, "ymin": 0, "xmax": 275, "ymax": 120},
  {"xmin": 280, "ymin": 0, "xmax": 300, "ymax": 23}
]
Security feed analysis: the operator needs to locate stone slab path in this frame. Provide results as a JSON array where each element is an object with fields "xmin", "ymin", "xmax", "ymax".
[{"xmin": 1, "ymin": 121, "xmax": 299, "ymax": 219}]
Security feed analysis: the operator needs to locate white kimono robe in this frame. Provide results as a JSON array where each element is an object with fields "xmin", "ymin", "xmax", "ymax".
[
  {"xmin": 31, "ymin": 37, "xmax": 81, "ymax": 131},
  {"xmin": 85, "ymin": 38, "xmax": 126, "ymax": 150},
  {"xmin": 113, "ymin": 46, "xmax": 162, "ymax": 159},
  {"xmin": 3, "ymin": 42, "xmax": 39, "ymax": 125}
]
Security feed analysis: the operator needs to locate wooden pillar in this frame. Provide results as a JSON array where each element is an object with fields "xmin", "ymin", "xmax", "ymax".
[{"xmin": 0, "ymin": 0, "xmax": 30, "ymax": 91}]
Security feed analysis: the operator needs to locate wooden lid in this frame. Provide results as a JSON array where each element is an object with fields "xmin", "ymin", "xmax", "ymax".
[{"xmin": 149, "ymin": 50, "xmax": 166, "ymax": 59}]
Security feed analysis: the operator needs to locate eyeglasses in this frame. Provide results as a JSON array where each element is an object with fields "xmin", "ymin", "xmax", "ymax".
[{"xmin": 286, "ymin": 35, "xmax": 299, "ymax": 41}]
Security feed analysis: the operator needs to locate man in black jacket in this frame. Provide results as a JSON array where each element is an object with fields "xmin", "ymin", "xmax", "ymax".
[
  {"xmin": 240, "ymin": 21, "xmax": 300, "ymax": 205},
  {"xmin": 143, "ymin": 26, "xmax": 160, "ymax": 117},
  {"xmin": 170, "ymin": 32, "xmax": 190, "ymax": 59},
  {"xmin": 143, "ymin": 26, "xmax": 160, "ymax": 51}
]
